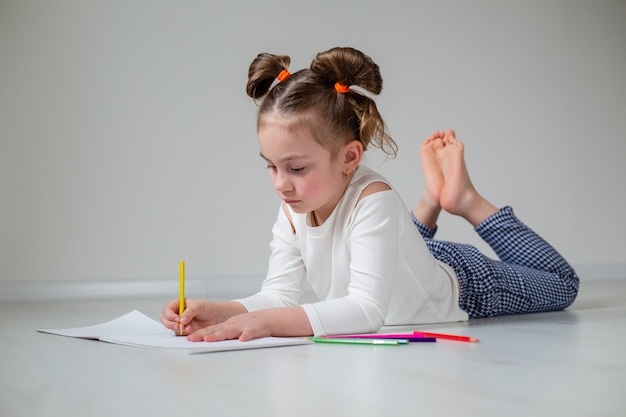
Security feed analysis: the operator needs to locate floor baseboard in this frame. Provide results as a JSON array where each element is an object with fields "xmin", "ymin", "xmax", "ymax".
[
  {"xmin": 1, "ymin": 262, "xmax": 623, "ymax": 302},
  {"xmin": 0, "ymin": 274, "xmax": 265, "ymax": 302}
]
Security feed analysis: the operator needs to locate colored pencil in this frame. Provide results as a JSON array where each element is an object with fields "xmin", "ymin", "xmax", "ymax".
[
  {"xmin": 413, "ymin": 331, "xmax": 479, "ymax": 343},
  {"xmin": 309, "ymin": 337, "xmax": 404, "ymax": 346},
  {"xmin": 323, "ymin": 333, "xmax": 436, "ymax": 342},
  {"xmin": 179, "ymin": 261, "xmax": 185, "ymax": 336}
]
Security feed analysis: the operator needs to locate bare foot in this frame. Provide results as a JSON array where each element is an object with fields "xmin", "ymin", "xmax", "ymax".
[
  {"xmin": 420, "ymin": 132, "xmax": 446, "ymax": 209},
  {"xmin": 412, "ymin": 131, "xmax": 449, "ymax": 230},
  {"xmin": 437, "ymin": 133, "xmax": 498, "ymax": 227}
]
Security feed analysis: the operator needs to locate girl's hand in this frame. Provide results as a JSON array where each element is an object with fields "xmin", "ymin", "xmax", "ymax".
[
  {"xmin": 185, "ymin": 306, "xmax": 313, "ymax": 342},
  {"xmin": 186, "ymin": 312, "xmax": 273, "ymax": 342},
  {"xmin": 160, "ymin": 299, "xmax": 246, "ymax": 335}
]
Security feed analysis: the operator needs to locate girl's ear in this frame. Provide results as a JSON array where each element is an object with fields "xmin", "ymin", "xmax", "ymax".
[{"xmin": 342, "ymin": 140, "xmax": 363, "ymax": 174}]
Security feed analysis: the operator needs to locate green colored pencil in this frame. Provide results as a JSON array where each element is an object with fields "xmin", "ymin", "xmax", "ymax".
[{"xmin": 308, "ymin": 337, "xmax": 406, "ymax": 345}]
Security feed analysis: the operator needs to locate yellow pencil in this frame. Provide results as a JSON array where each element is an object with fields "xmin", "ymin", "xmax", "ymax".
[{"xmin": 179, "ymin": 260, "xmax": 185, "ymax": 336}]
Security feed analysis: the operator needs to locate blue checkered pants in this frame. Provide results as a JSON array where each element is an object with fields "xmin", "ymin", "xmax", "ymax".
[{"xmin": 412, "ymin": 206, "xmax": 579, "ymax": 318}]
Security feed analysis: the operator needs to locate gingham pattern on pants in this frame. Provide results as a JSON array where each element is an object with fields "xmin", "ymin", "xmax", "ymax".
[{"xmin": 411, "ymin": 206, "xmax": 579, "ymax": 318}]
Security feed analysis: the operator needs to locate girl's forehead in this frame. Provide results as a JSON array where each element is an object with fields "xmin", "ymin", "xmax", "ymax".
[
  {"xmin": 259, "ymin": 119, "xmax": 315, "ymax": 145},
  {"xmin": 258, "ymin": 122, "xmax": 330, "ymax": 160}
]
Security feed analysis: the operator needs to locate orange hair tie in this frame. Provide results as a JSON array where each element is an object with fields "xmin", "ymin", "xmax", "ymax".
[
  {"xmin": 334, "ymin": 82, "xmax": 350, "ymax": 93},
  {"xmin": 277, "ymin": 70, "xmax": 291, "ymax": 82}
]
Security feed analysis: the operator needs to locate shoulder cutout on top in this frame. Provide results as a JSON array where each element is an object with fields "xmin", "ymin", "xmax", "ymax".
[
  {"xmin": 281, "ymin": 202, "xmax": 296, "ymax": 235},
  {"xmin": 357, "ymin": 181, "xmax": 391, "ymax": 204}
]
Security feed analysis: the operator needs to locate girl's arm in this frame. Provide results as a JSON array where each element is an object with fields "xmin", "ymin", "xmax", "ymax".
[
  {"xmin": 182, "ymin": 205, "xmax": 311, "ymax": 342},
  {"xmin": 234, "ymin": 204, "xmax": 308, "ymax": 310}
]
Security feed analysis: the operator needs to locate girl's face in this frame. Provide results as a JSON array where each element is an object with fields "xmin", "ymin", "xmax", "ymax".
[{"xmin": 258, "ymin": 120, "xmax": 357, "ymax": 224}]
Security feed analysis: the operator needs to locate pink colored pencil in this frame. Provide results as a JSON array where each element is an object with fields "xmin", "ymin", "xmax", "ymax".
[{"xmin": 323, "ymin": 333, "xmax": 436, "ymax": 342}]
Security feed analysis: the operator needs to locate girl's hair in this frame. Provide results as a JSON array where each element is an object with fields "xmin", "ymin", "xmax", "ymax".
[{"xmin": 246, "ymin": 47, "xmax": 397, "ymax": 157}]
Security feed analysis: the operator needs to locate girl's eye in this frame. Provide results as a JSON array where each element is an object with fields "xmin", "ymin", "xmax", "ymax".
[
  {"xmin": 267, "ymin": 165, "xmax": 277, "ymax": 171},
  {"xmin": 290, "ymin": 167, "xmax": 305, "ymax": 173}
]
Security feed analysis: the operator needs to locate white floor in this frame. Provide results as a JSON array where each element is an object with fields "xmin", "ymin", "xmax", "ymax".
[{"xmin": 1, "ymin": 279, "xmax": 625, "ymax": 417}]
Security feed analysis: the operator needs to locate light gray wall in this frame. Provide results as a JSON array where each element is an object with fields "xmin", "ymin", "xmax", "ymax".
[{"xmin": 1, "ymin": 1, "xmax": 625, "ymax": 299}]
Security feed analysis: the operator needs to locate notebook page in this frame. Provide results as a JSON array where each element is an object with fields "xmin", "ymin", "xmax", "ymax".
[
  {"xmin": 101, "ymin": 334, "xmax": 312, "ymax": 354},
  {"xmin": 37, "ymin": 310, "xmax": 173, "ymax": 338},
  {"xmin": 38, "ymin": 310, "xmax": 312, "ymax": 354}
]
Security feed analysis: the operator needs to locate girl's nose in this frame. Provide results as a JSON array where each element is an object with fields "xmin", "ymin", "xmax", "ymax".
[{"xmin": 273, "ymin": 170, "xmax": 292, "ymax": 193}]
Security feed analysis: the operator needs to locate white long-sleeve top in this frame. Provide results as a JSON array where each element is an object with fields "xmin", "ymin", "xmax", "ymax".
[{"xmin": 236, "ymin": 166, "xmax": 468, "ymax": 336}]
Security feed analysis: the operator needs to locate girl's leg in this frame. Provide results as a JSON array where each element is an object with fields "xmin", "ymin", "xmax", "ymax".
[
  {"xmin": 413, "ymin": 131, "xmax": 579, "ymax": 317},
  {"xmin": 424, "ymin": 234, "xmax": 579, "ymax": 318},
  {"xmin": 476, "ymin": 206, "xmax": 578, "ymax": 281}
]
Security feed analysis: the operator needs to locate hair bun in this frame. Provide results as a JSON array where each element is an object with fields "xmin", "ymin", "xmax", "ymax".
[
  {"xmin": 310, "ymin": 47, "xmax": 382, "ymax": 96},
  {"xmin": 246, "ymin": 53, "xmax": 291, "ymax": 99}
]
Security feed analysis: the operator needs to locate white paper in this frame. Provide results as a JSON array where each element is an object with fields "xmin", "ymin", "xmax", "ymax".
[{"xmin": 38, "ymin": 309, "xmax": 311, "ymax": 354}]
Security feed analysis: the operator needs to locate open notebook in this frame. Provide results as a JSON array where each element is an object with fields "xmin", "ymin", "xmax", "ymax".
[{"xmin": 37, "ymin": 309, "xmax": 312, "ymax": 354}]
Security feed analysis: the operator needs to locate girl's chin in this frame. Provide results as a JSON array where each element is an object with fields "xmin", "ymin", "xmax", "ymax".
[{"xmin": 284, "ymin": 199, "xmax": 318, "ymax": 214}]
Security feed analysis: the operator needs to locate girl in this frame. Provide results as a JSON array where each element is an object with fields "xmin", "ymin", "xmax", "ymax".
[{"xmin": 161, "ymin": 47, "xmax": 579, "ymax": 341}]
